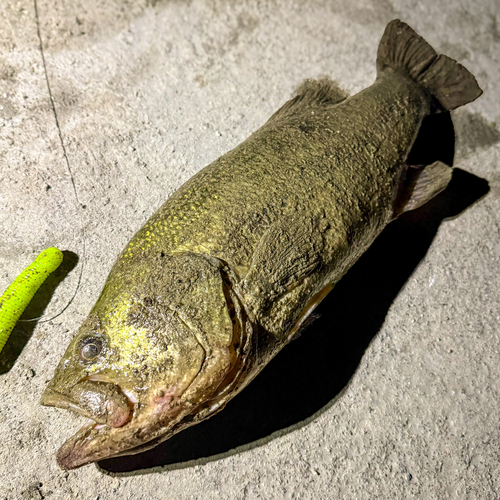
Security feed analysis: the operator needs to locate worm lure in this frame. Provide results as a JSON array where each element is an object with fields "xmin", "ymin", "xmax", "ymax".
[{"xmin": 0, "ymin": 247, "xmax": 63, "ymax": 354}]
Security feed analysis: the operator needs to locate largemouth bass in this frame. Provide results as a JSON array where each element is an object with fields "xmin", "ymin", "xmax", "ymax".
[{"xmin": 41, "ymin": 20, "xmax": 482, "ymax": 469}]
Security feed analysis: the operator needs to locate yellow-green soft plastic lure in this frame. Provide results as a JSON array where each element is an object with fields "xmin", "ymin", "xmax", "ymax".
[{"xmin": 0, "ymin": 247, "xmax": 63, "ymax": 353}]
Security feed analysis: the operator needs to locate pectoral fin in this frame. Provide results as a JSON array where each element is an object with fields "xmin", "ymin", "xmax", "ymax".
[
  {"xmin": 242, "ymin": 217, "xmax": 323, "ymax": 298},
  {"xmin": 237, "ymin": 216, "xmax": 325, "ymax": 337}
]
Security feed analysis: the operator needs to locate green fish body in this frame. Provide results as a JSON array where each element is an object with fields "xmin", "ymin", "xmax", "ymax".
[{"xmin": 41, "ymin": 20, "xmax": 482, "ymax": 469}]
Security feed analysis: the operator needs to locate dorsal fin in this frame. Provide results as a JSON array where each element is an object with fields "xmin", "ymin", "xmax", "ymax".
[{"xmin": 266, "ymin": 78, "xmax": 349, "ymax": 124}]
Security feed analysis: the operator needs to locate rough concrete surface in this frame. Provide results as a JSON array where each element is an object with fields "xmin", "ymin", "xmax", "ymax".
[{"xmin": 0, "ymin": 0, "xmax": 499, "ymax": 498}]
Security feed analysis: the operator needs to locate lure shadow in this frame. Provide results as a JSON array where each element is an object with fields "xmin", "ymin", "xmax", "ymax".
[
  {"xmin": 0, "ymin": 251, "xmax": 79, "ymax": 374},
  {"xmin": 98, "ymin": 113, "xmax": 490, "ymax": 475}
]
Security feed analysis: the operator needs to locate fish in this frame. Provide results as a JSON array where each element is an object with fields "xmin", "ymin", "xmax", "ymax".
[{"xmin": 41, "ymin": 19, "xmax": 482, "ymax": 470}]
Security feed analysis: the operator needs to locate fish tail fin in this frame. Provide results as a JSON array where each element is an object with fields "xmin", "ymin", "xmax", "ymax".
[{"xmin": 376, "ymin": 19, "xmax": 482, "ymax": 112}]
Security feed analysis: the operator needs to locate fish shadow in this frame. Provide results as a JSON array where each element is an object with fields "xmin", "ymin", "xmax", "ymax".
[
  {"xmin": 98, "ymin": 113, "xmax": 490, "ymax": 475},
  {"xmin": 0, "ymin": 251, "xmax": 79, "ymax": 374}
]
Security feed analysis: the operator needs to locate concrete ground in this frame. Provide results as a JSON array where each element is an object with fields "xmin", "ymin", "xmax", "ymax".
[{"xmin": 1, "ymin": 0, "xmax": 499, "ymax": 498}]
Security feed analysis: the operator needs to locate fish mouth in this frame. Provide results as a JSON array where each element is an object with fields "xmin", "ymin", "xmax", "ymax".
[
  {"xmin": 40, "ymin": 378, "xmax": 139, "ymax": 469},
  {"xmin": 40, "ymin": 376, "xmax": 195, "ymax": 470},
  {"xmin": 45, "ymin": 394, "xmax": 187, "ymax": 470}
]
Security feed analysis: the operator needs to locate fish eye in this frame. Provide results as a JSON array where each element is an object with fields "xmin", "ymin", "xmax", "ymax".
[{"xmin": 78, "ymin": 337, "xmax": 103, "ymax": 362}]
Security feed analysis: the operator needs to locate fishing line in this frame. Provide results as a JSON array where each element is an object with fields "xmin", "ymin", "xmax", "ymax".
[{"xmin": 17, "ymin": 0, "xmax": 86, "ymax": 324}]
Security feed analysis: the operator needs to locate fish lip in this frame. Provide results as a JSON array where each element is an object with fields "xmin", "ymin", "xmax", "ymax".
[
  {"xmin": 56, "ymin": 420, "xmax": 109, "ymax": 470},
  {"xmin": 40, "ymin": 387, "xmax": 85, "ymax": 414},
  {"xmin": 40, "ymin": 380, "xmax": 134, "ymax": 428}
]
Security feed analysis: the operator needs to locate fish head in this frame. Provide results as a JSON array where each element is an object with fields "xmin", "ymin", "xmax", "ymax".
[{"xmin": 41, "ymin": 252, "xmax": 245, "ymax": 469}]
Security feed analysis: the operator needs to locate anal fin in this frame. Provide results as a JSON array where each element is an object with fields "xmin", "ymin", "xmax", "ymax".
[{"xmin": 394, "ymin": 161, "xmax": 452, "ymax": 216}]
